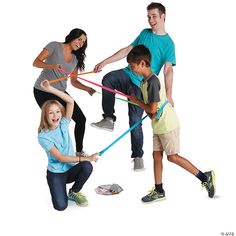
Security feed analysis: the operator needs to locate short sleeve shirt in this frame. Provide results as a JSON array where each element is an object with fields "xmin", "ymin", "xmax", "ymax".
[
  {"xmin": 38, "ymin": 117, "xmax": 76, "ymax": 173},
  {"xmin": 34, "ymin": 41, "xmax": 78, "ymax": 92},
  {"xmin": 123, "ymin": 29, "xmax": 176, "ymax": 87},
  {"xmin": 141, "ymin": 74, "xmax": 179, "ymax": 134}
]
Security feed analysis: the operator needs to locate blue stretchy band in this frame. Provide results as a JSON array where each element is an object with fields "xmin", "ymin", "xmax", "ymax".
[
  {"xmin": 99, "ymin": 115, "xmax": 148, "ymax": 156},
  {"xmin": 99, "ymin": 100, "xmax": 169, "ymax": 156},
  {"xmin": 156, "ymin": 100, "xmax": 169, "ymax": 119}
]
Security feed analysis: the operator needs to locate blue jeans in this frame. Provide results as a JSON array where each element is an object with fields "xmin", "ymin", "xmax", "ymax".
[
  {"xmin": 102, "ymin": 69, "xmax": 144, "ymax": 158},
  {"xmin": 46, "ymin": 162, "xmax": 93, "ymax": 211}
]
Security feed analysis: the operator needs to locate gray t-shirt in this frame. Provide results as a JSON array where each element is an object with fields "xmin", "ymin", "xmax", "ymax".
[
  {"xmin": 34, "ymin": 41, "xmax": 78, "ymax": 92},
  {"xmin": 140, "ymin": 74, "xmax": 161, "ymax": 104}
]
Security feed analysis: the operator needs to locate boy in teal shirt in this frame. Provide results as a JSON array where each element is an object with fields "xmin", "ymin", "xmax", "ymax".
[{"xmin": 128, "ymin": 45, "xmax": 216, "ymax": 203}]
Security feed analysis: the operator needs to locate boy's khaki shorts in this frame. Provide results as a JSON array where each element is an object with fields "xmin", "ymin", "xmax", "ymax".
[{"xmin": 153, "ymin": 128, "xmax": 180, "ymax": 155}]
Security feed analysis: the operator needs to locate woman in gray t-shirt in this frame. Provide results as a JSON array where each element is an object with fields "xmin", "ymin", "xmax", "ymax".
[{"xmin": 33, "ymin": 28, "xmax": 95, "ymax": 157}]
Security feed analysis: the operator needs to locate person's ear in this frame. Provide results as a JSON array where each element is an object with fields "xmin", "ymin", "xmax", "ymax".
[
  {"xmin": 140, "ymin": 60, "xmax": 146, "ymax": 67},
  {"xmin": 161, "ymin": 13, "xmax": 165, "ymax": 21}
]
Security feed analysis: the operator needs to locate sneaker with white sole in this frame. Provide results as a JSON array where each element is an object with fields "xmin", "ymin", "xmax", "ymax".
[
  {"xmin": 91, "ymin": 118, "xmax": 114, "ymax": 132},
  {"xmin": 133, "ymin": 157, "xmax": 144, "ymax": 171},
  {"xmin": 76, "ymin": 151, "xmax": 89, "ymax": 157},
  {"xmin": 142, "ymin": 188, "xmax": 166, "ymax": 203},
  {"xmin": 68, "ymin": 189, "xmax": 88, "ymax": 207}
]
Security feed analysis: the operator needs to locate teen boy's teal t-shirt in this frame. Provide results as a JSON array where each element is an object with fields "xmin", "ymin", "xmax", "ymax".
[
  {"xmin": 123, "ymin": 29, "xmax": 176, "ymax": 87},
  {"xmin": 38, "ymin": 117, "xmax": 76, "ymax": 173}
]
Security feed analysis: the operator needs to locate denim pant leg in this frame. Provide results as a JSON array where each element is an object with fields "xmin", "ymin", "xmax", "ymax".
[
  {"xmin": 67, "ymin": 162, "xmax": 93, "ymax": 192},
  {"xmin": 102, "ymin": 69, "xmax": 134, "ymax": 121},
  {"xmin": 46, "ymin": 171, "xmax": 68, "ymax": 211},
  {"xmin": 128, "ymin": 85, "xmax": 144, "ymax": 158}
]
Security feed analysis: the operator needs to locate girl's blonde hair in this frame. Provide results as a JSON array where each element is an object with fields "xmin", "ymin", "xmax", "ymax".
[{"xmin": 38, "ymin": 100, "xmax": 65, "ymax": 133}]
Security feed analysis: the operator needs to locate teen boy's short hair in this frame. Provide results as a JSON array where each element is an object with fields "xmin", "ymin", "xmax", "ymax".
[
  {"xmin": 127, "ymin": 44, "xmax": 151, "ymax": 66},
  {"xmin": 147, "ymin": 2, "xmax": 166, "ymax": 15}
]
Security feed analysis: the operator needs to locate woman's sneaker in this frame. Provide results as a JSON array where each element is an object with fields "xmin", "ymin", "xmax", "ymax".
[
  {"xmin": 202, "ymin": 170, "xmax": 216, "ymax": 198},
  {"xmin": 76, "ymin": 151, "xmax": 89, "ymax": 157},
  {"xmin": 142, "ymin": 188, "xmax": 166, "ymax": 203},
  {"xmin": 68, "ymin": 189, "xmax": 88, "ymax": 207}
]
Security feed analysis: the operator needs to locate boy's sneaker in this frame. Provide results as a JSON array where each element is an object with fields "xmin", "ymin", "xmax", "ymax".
[
  {"xmin": 91, "ymin": 118, "xmax": 114, "ymax": 132},
  {"xmin": 133, "ymin": 157, "xmax": 144, "ymax": 171},
  {"xmin": 142, "ymin": 188, "xmax": 166, "ymax": 203},
  {"xmin": 202, "ymin": 170, "xmax": 216, "ymax": 198},
  {"xmin": 68, "ymin": 189, "xmax": 88, "ymax": 207}
]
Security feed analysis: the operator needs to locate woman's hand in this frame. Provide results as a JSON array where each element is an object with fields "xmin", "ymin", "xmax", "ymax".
[
  {"xmin": 87, "ymin": 87, "xmax": 96, "ymax": 96},
  {"xmin": 52, "ymin": 64, "xmax": 63, "ymax": 71}
]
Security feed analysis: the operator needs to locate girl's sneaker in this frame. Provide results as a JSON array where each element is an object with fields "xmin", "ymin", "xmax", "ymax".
[
  {"xmin": 76, "ymin": 151, "xmax": 89, "ymax": 157},
  {"xmin": 68, "ymin": 190, "xmax": 88, "ymax": 207}
]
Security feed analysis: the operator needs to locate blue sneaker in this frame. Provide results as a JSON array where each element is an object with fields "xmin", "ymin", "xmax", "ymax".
[
  {"xmin": 142, "ymin": 188, "xmax": 166, "ymax": 203},
  {"xmin": 202, "ymin": 170, "xmax": 216, "ymax": 198}
]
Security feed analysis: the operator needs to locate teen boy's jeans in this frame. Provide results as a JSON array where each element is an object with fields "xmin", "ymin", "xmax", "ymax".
[
  {"xmin": 102, "ymin": 69, "xmax": 144, "ymax": 158},
  {"xmin": 46, "ymin": 162, "xmax": 93, "ymax": 211}
]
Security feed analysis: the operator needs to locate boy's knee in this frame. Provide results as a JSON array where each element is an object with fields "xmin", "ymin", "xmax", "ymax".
[
  {"xmin": 153, "ymin": 151, "xmax": 163, "ymax": 160},
  {"xmin": 102, "ymin": 71, "xmax": 117, "ymax": 86},
  {"xmin": 102, "ymin": 73, "xmax": 112, "ymax": 85},
  {"xmin": 167, "ymin": 154, "xmax": 177, "ymax": 163}
]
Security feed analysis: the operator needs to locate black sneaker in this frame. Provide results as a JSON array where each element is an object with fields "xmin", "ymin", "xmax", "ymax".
[
  {"xmin": 202, "ymin": 170, "xmax": 216, "ymax": 198},
  {"xmin": 141, "ymin": 188, "xmax": 166, "ymax": 203}
]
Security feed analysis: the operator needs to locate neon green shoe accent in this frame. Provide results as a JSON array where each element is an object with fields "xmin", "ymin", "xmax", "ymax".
[
  {"xmin": 68, "ymin": 190, "xmax": 88, "ymax": 207},
  {"xmin": 202, "ymin": 170, "xmax": 216, "ymax": 198},
  {"xmin": 142, "ymin": 188, "xmax": 166, "ymax": 204}
]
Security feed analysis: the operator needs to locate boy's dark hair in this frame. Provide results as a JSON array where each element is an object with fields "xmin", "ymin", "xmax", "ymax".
[
  {"xmin": 64, "ymin": 28, "xmax": 87, "ymax": 71},
  {"xmin": 127, "ymin": 45, "xmax": 151, "ymax": 67},
  {"xmin": 147, "ymin": 2, "xmax": 166, "ymax": 15}
]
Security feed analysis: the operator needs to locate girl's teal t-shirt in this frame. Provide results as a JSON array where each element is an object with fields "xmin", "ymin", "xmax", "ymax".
[{"xmin": 38, "ymin": 117, "xmax": 76, "ymax": 173}]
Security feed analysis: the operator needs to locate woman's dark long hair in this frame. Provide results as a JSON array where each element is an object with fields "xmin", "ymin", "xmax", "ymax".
[{"xmin": 64, "ymin": 28, "xmax": 87, "ymax": 71}]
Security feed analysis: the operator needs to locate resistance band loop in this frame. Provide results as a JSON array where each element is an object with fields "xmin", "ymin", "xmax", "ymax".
[
  {"xmin": 49, "ymin": 70, "xmax": 95, "ymax": 84},
  {"xmin": 50, "ymin": 68, "xmax": 131, "ymax": 99}
]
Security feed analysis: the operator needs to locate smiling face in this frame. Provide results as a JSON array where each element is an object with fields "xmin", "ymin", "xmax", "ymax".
[
  {"xmin": 70, "ymin": 34, "xmax": 87, "ymax": 51},
  {"xmin": 147, "ymin": 9, "xmax": 164, "ymax": 32},
  {"xmin": 129, "ymin": 62, "xmax": 144, "ymax": 76},
  {"xmin": 46, "ymin": 104, "xmax": 62, "ymax": 129}
]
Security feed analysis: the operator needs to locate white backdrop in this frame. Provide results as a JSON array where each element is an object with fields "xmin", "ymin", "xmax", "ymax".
[{"xmin": 1, "ymin": 0, "xmax": 236, "ymax": 235}]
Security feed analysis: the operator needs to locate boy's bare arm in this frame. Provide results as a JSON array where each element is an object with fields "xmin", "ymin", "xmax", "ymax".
[{"xmin": 129, "ymin": 95, "xmax": 157, "ymax": 114}]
